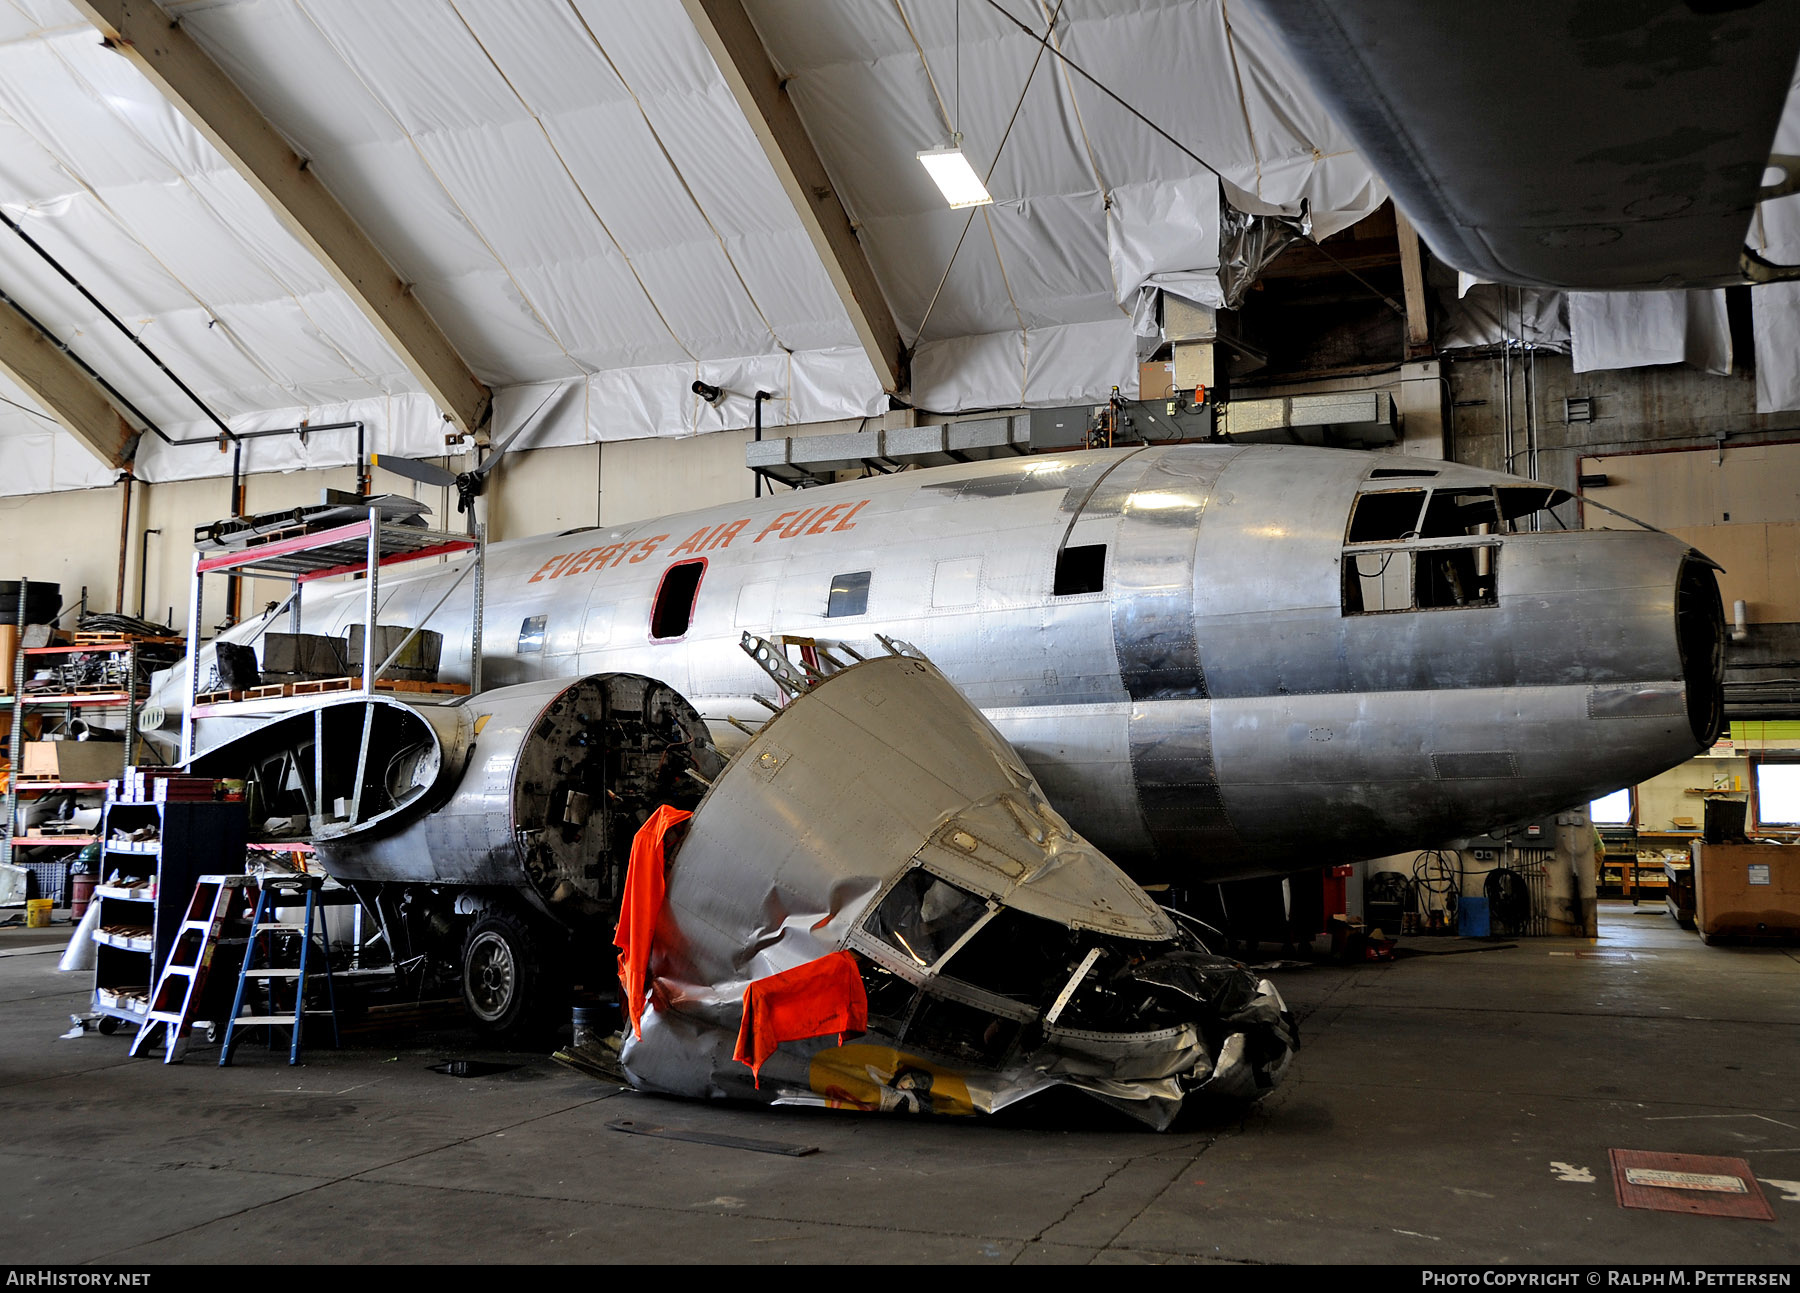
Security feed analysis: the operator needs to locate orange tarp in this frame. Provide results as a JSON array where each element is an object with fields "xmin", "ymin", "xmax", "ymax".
[
  {"xmin": 734, "ymin": 949, "xmax": 869, "ymax": 1084},
  {"xmin": 613, "ymin": 804, "xmax": 692, "ymax": 1039}
]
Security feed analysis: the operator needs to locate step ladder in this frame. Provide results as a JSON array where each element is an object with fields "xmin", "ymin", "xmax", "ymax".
[
  {"xmin": 130, "ymin": 875, "xmax": 258, "ymax": 1064},
  {"xmin": 219, "ymin": 874, "xmax": 340, "ymax": 1066}
]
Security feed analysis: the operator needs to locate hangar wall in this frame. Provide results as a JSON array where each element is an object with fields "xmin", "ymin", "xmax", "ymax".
[
  {"xmin": 1573, "ymin": 440, "xmax": 1800, "ymax": 625},
  {"xmin": 0, "ymin": 415, "xmax": 873, "ymax": 634}
]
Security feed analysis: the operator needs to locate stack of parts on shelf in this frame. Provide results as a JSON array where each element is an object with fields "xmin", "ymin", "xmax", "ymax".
[{"xmin": 117, "ymin": 768, "xmax": 220, "ymax": 804}]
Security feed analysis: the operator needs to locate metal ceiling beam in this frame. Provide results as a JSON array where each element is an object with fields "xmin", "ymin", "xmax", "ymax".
[
  {"xmin": 679, "ymin": 0, "xmax": 905, "ymax": 396},
  {"xmin": 0, "ymin": 296, "xmax": 135, "ymax": 468},
  {"xmin": 72, "ymin": 0, "xmax": 491, "ymax": 437}
]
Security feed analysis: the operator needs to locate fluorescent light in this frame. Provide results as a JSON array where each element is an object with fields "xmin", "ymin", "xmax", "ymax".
[{"xmin": 917, "ymin": 144, "xmax": 993, "ymax": 209}]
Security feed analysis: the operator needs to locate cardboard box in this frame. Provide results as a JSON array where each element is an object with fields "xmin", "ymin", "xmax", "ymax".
[
  {"xmin": 1137, "ymin": 360, "xmax": 1175, "ymax": 401},
  {"xmin": 20, "ymin": 740, "xmax": 124, "ymax": 784},
  {"xmin": 1693, "ymin": 842, "xmax": 1800, "ymax": 940}
]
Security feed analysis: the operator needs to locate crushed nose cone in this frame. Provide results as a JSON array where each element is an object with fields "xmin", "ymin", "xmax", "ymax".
[{"xmin": 615, "ymin": 638, "xmax": 1297, "ymax": 1128}]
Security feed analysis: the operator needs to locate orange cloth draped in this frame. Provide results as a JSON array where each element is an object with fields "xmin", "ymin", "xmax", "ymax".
[
  {"xmin": 733, "ymin": 950, "xmax": 869, "ymax": 1085},
  {"xmin": 613, "ymin": 805, "xmax": 693, "ymax": 1039}
]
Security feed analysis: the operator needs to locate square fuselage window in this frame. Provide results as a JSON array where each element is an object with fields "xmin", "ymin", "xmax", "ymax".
[
  {"xmin": 827, "ymin": 570, "xmax": 871, "ymax": 617},
  {"xmin": 1054, "ymin": 544, "xmax": 1106, "ymax": 595}
]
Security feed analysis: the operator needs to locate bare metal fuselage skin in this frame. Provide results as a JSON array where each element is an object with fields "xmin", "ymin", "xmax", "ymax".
[{"xmin": 181, "ymin": 444, "xmax": 1721, "ymax": 882}]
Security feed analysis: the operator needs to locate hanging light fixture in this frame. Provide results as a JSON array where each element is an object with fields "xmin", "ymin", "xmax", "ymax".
[
  {"xmin": 918, "ymin": 135, "xmax": 993, "ymax": 208},
  {"xmin": 918, "ymin": 0, "xmax": 992, "ymax": 209}
]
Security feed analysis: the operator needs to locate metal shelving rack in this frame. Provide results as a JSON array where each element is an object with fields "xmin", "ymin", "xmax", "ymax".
[
  {"xmin": 181, "ymin": 505, "xmax": 485, "ymax": 763},
  {"xmin": 3, "ymin": 584, "xmax": 147, "ymax": 894},
  {"xmin": 88, "ymin": 798, "xmax": 247, "ymax": 1033}
]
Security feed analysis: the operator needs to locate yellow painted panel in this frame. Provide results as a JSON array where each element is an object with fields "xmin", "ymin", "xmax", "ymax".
[{"xmin": 1583, "ymin": 442, "xmax": 1800, "ymax": 529}]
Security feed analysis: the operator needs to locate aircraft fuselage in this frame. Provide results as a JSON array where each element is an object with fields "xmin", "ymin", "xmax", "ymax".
[{"xmin": 181, "ymin": 444, "xmax": 1724, "ymax": 882}]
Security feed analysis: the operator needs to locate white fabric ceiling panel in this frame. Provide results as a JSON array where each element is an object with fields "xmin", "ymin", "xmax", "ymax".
[
  {"xmin": 181, "ymin": 0, "xmax": 861, "ymax": 380},
  {"xmin": 752, "ymin": 0, "xmax": 1385, "ymax": 386},
  {"xmin": 0, "ymin": 0, "xmax": 1382, "ymax": 493},
  {"xmin": 570, "ymin": 0, "xmax": 856, "ymax": 355},
  {"xmin": 495, "ymin": 342, "xmax": 887, "ymax": 452},
  {"xmin": 0, "ymin": 429, "xmax": 106, "ymax": 495},
  {"xmin": 911, "ymin": 316, "xmax": 1137, "ymax": 413},
  {"xmin": 132, "ymin": 389, "xmax": 452, "ymax": 483},
  {"xmin": 912, "ymin": 327, "xmax": 1030, "ymax": 412},
  {"xmin": 858, "ymin": 210, "xmax": 1013, "ymax": 344},
  {"xmin": 173, "ymin": 0, "xmax": 885, "ymax": 413},
  {"xmin": 0, "ymin": 14, "xmax": 421, "ymax": 441},
  {"xmin": 985, "ymin": 192, "xmax": 1122, "ymax": 327},
  {"xmin": 0, "ymin": 371, "xmax": 117, "ymax": 496},
  {"xmin": 1024, "ymin": 316, "xmax": 1138, "ymax": 405}
]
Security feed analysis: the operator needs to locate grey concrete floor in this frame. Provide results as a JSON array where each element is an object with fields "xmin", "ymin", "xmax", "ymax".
[{"xmin": 0, "ymin": 901, "xmax": 1796, "ymax": 1266}]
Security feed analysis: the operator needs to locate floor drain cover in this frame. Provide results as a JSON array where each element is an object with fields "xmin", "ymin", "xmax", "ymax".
[{"xmin": 1609, "ymin": 1149, "xmax": 1773, "ymax": 1220}]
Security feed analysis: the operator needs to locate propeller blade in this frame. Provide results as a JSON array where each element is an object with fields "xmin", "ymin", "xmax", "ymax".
[{"xmin": 371, "ymin": 453, "xmax": 458, "ymax": 489}]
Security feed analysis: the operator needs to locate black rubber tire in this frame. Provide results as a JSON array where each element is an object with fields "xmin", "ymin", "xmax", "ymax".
[
  {"xmin": 0, "ymin": 583, "xmax": 60, "ymax": 624},
  {"xmin": 460, "ymin": 910, "xmax": 562, "ymax": 1040}
]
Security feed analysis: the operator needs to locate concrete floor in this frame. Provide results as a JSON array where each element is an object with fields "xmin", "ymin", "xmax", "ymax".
[{"xmin": 1, "ymin": 900, "xmax": 1796, "ymax": 1266}]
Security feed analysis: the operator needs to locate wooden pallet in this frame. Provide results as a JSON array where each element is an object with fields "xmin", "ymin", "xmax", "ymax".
[
  {"xmin": 73, "ymin": 633, "xmax": 183, "ymax": 646},
  {"xmin": 291, "ymin": 677, "xmax": 356, "ymax": 696},
  {"xmin": 286, "ymin": 676, "xmax": 470, "ymax": 697},
  {"xmin": 196, "ymin": 677, "xmax": 471, "ymax": 704},
  {"xmin": 372, "ymin": 679, "xmax": 469, "ymax": 695}
]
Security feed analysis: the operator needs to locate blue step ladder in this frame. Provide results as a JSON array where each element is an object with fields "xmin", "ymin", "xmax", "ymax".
[{"xmin": 219, "ymin": 874, "xmax": 340, "ymax": 1066}]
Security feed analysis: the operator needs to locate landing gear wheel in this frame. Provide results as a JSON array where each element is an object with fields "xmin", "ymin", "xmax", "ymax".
[{"xmin": 460, "ymin": 911, "xmax": 559, "ymax": 1040}]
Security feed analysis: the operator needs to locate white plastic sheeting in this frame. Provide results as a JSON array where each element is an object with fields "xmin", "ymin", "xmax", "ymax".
[
  {"xmin": 1751, "ymin": 65, "xmax": 1800, "ymax": 413},
  {"xmin": 1568, "ymin": 291, "xmax": 1732, "ymax": 377},
  {"xmin": 1437, "ymin": 282, "xmax": 1570, "ymax": 354},
  {"xmin": 0, "ymin": 0, "xmax": 1383, "ymax": 488},
  {"xmin": 1108, "ymin": 173, "xmax": 1225, "ymax": 321}
]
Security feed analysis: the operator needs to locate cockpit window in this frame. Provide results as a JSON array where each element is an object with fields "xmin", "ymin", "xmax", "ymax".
[
  {"xmin": 935, "ymin": 906, "xmax": 1100, "ymax": 1002},
  {"xmin": 1419, "ymin": 488, "xmax": 1501, "ymax": 538},
  {"xmin": 1497, "ymin": 486, "xmax": 1573, "ymax": 530},
  {"xmin": 1343, "ymin": 549, "xmax": 1412, "ymax": 613},
  {"xmin": 864, "ymin": 869, "xmax": 991, "ymax": 969},
  {"xmin": 1345, "ymin": 545, "xmax": 1498, "ymax": 614},
  {"xmin": 1416, "ymin": 546, "xmax": 1498, "ymax": 608},
  {"xmin": 1347, "ymin": 490, "xmax": 1426, "ymax": 543}
]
